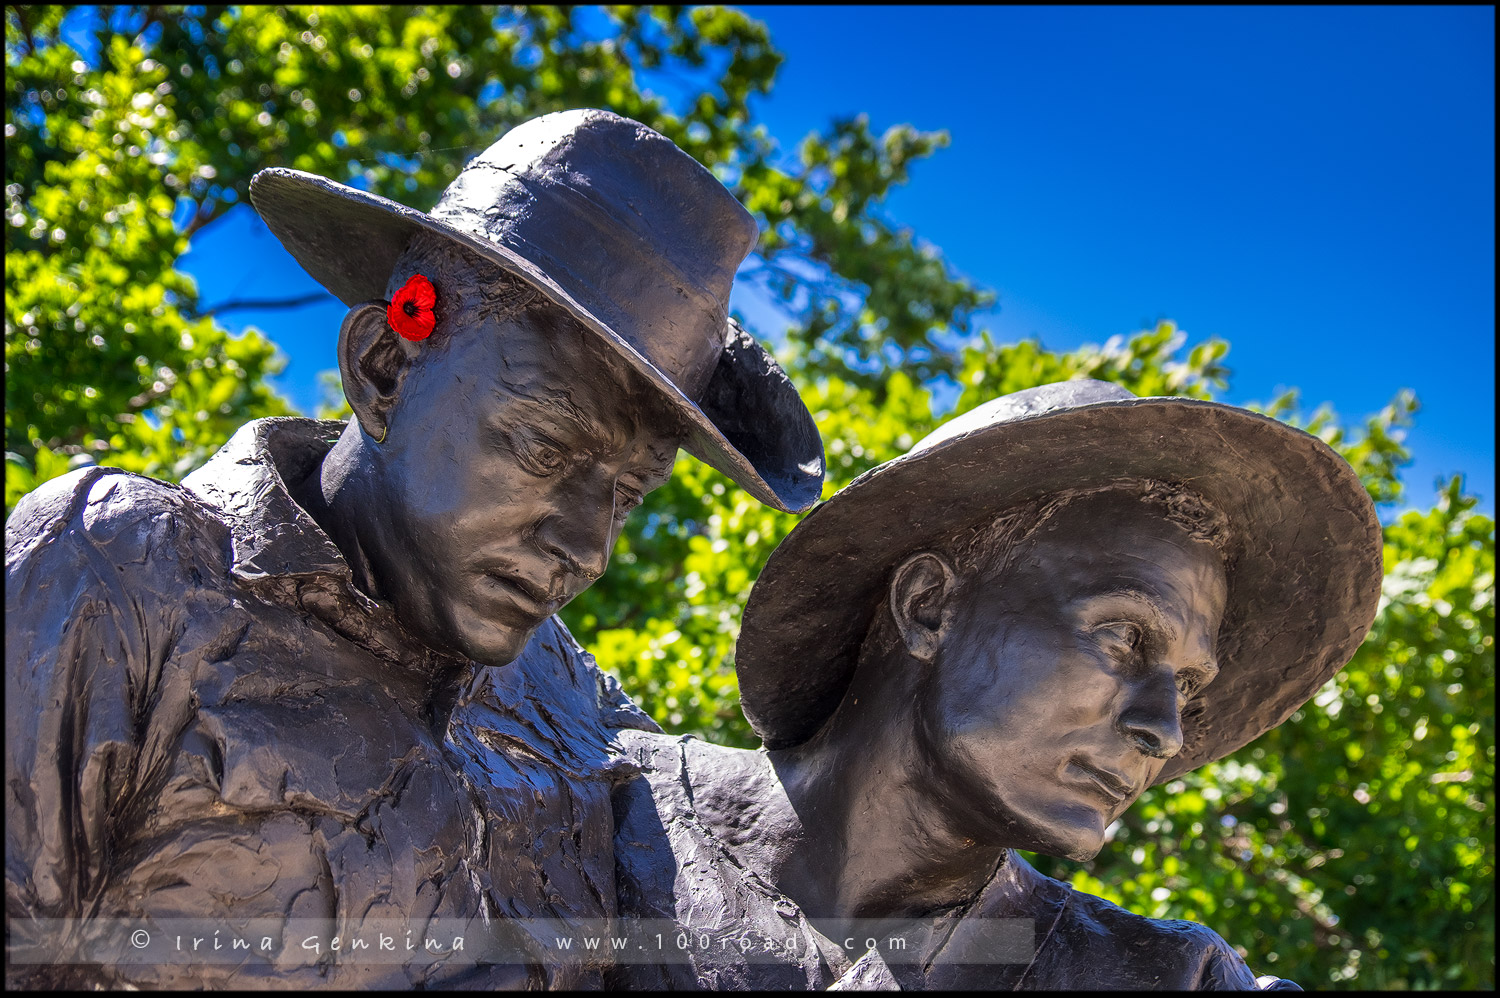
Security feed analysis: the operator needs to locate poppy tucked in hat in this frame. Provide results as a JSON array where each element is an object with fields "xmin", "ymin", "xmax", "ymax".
[
  {"xmin": 248, "ymin": 109, "xmax": 824, "ymax": 514},
  {"xmin": 735, "ymin": 379, "xmax": 1384, "ymax": 784}
]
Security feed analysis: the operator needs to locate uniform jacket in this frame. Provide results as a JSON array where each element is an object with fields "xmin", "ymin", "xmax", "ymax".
[
  {"xmin": 608, "ymin": 732, "xmax": 1299, "ymax": 991},
  {"xmin": 5, "ymin": 418, "xmax": 656, "ymax": 989}
]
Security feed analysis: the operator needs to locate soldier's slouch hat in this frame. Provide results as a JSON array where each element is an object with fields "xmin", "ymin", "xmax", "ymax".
[
  {"xmin": 250, "ymin": 109, "xmax": 823, "ymax": 514},
  {"xmin": 736, "ymin": 380, "xmax": 1384, "ymax": 783}
]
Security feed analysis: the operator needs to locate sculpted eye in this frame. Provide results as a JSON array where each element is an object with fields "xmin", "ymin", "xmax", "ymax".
[
  {"xmin": 534, "ymin": 444, "xmax": 564, "ymax": 471},
  {"xmin": 513, "ymin": 433, "xmax": 565, "ymax": 475},
  {"xmin": 1176, "ymin": 670, "xmax": 1213, "ymax": 701},
  {"xmin": 613, "ymin": 481, "xmax": 645, "ymax": 520},
  {"xmin": 1094, "ymin": 621, "xmax": 1143, "ymax": 658}
]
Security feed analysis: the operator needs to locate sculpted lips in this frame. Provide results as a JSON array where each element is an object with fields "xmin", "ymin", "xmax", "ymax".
[
  {"xmin": 482, "ymin": 568, "xmax": 565, "ymax": 617},
  {"xmin": 1066, "ymin": 759, "xmax": 1137, "ymax": 807}
]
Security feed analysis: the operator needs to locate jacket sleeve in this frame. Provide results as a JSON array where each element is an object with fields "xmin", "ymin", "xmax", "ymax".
[
  {"xmin": 5, "ymin": 468, "xmax": 201, "ymax": 920},
  {"xmin": 1194, "ymin": 923, "xmax": 1301, "ymax": 990}
]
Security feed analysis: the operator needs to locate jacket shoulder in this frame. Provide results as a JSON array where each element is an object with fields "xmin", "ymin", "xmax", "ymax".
[
  {"xmin": 7, "ymin": 466, "xmax": 229, "ymax": 578},
  {"xmin": 1053, "ymin": 885, "xmax": 1263, "ymax": 988}
]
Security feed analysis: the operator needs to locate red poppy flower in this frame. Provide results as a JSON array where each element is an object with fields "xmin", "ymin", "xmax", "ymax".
[{"xmin": 388, "ymin": 274, "xmax": 437, "ymax": 340}]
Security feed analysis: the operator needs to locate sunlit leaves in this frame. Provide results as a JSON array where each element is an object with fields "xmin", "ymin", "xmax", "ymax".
[
  {"xmin": 6, "ymin": 5, "xmax": 290, "ymax": 483},
  {"xmin": 3, "ymin": 6, "xmax": 1490, "ymax": 989},
  {"xmin": 744, "ymin": 114, "xmax": 993, "ymax": 385},
  {"xmin": 6, "ymin": 4, "xmax": 983, "ymax": 501},
  {"xmin": 570, "ymin": 321, "xmax": 1494, "ymax": 989}
]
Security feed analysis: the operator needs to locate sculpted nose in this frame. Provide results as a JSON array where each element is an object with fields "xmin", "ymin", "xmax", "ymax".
[
  {"xmin": 1117, "ymin": 668, "xmax": 1185, "ymax": 760},
  {"xmin": 536, "ymin": 500, "xmax": 613, "ymax": 582}
]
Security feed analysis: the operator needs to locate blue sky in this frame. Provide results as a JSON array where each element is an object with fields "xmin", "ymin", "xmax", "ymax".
[{"xmin": 171, "ymin": 5, "xmax": 1495, "ymax": 515}]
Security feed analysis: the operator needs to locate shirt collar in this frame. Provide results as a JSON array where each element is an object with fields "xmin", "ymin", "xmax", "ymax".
[
  {"xmin": 182, "ymin": 416, "xmax": 362, "ymax": 588},
  {"xmin": 184, "ymin": 416, "xmax": 473, "ymax": 682}
]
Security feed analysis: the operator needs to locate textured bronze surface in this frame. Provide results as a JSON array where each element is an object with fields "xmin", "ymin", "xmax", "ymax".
[
  {"xmin": 7, "ymin": 106, "xmax": 1374, "ymax": 991},
  {"xmin": 608, "ymin": 381, "xmax": 1378, "ymax": 990},
  {"xmin": 5, "ymin": 110, "xmax": 819, "ymax": 989},
  {"xmin": 737, "ymin": 380, "xmax": 1384, "ymax": 780},
  {"xmin": 6, "ymin": 425, "xmax": 653, "ymax": 987}
]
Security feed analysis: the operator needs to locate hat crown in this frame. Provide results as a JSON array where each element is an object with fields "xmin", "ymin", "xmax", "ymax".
[
  {"xmin": 247, "ymin": 110, "xmax": 825, "ymax": 513},
  {"xmin": 427, "ymin": 109, "xmax": 758, "ymax": 401},
  {"xmin": 913, "ymin": 379, "xmax": 1137, "ymax": 455}
]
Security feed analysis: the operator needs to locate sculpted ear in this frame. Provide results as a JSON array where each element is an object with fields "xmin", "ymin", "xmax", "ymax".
[
  {"xmin": 889, "ymin": 550, "xmax": 956, "ymax": 664},
  {"xmin": 338, "ymin": 301, "xmax": 423, "ymax": 442}
]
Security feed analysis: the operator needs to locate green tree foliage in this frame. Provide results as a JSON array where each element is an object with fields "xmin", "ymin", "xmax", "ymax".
[
  {"xmin": 6, "ymin": 3, "xmax": 986, "ymax": 505},
  {"xmin": 6, "ymin": 5, "xmax": 290, "ymax": 499},
  {"xmin": 578, "ymin": 324, "xmax": 1494, "ymax": 990},
  {"xmin": 5, "ymin": 5, "xmax": 1491, "ymax": 989}
]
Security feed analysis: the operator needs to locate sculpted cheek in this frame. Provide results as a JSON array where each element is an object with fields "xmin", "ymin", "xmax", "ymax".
[{"xmin": 937, "ymin": 648, "xmax": 1008, "ymax": 727}]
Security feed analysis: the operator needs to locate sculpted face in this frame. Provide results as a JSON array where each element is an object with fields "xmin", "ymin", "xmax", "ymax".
[
  {"xmin": 363, "ymin": 305, "xmax": 680, "ymax": 667},
  {"xmin": 916, "ymin": 493, "xmax": 1227, "ymax": 861}
]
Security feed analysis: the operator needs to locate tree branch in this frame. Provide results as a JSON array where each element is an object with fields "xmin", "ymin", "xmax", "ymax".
[
  {"xmin": 9, "ymin": 4, "xmax": 36, "ymax": 55},
  {"xmin": 1220, "ymin": 831, "xmax": 1344, "ymax": 950},
  {"xmin": 201, "ymin": 291, "xmax": 335, "ymax": 318},
  {"xmin": 133, "ymin": 4, "xmax": 166, "ymax": 44},
  {"xmin": 181, "ymin": 199, "xmax": 223, "ymax": 238}
]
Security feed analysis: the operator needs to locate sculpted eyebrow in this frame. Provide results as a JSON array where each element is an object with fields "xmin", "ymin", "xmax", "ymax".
[
  {"xmin": 491, "ymin": 385, "xmax": 620, "ymax": 448},
  {"xmin": 1077, "ymin": 589, "xmax": 1175, "ymax": 638},
  {"xmin": 1080, "ymin": 590, "xmax": 1220, "ymax": 675},
  {"xmin": 645, "ymin": 439, "xmax": 677, "ymax": 466}
]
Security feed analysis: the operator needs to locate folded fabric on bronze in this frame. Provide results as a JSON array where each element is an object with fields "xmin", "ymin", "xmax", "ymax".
[{"xmin": 5, "ymin": 418, "xmax": 656, "ymax": 989}]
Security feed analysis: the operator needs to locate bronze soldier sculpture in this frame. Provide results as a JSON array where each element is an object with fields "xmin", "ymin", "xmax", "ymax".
[
  {"xmin": 611, "ymin": 380, "xmax": 1382, "ymax": 989},
  {"xmin": 5, "ymin": 109, "xmax": 822, "ymax": 989}
]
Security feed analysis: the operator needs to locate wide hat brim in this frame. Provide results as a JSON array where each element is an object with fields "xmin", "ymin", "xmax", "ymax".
[
  {"xmin": 735, "ymin": 391, "xmax": 1384, "ymax": 783},
  {"xmin": 248, "ymin": 168, "xmax": 824, "ymax": 514}
]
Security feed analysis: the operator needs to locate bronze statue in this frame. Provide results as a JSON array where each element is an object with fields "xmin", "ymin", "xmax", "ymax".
[
  {"xmin": 611, "ymin": 380, "xmax": 1383, "ymax": 989},
  {"xmin": 4, "ymin": 109, "xmax": 822, "ymax": 989}
]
